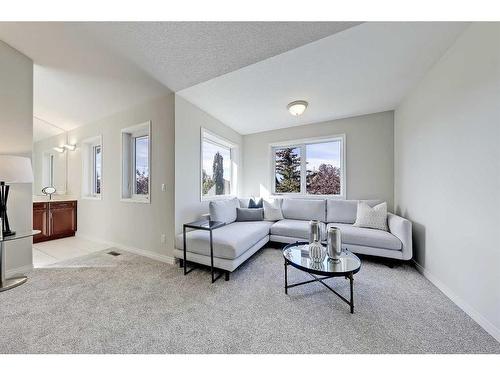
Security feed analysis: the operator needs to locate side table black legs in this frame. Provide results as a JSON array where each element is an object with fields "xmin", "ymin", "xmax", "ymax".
[{"xmin": 182, "ymin": 220, "xmax": 228, "ymax": 284}]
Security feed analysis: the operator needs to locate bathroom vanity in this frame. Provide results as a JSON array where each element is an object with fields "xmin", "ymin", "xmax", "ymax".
[{"xmin": 33, "ymin": 199, "xmax": 77, "ymax": 243}]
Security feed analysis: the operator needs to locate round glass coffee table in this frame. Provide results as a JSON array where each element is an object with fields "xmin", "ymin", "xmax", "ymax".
[{"xmin": 283, "ymin": 241, "xmax": 361, "ymax": 313}]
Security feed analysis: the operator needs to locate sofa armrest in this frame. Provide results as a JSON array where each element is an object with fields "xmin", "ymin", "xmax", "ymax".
[{"xmin": 387, "ymin": 213, "xmax": 413, "ymax": 261}]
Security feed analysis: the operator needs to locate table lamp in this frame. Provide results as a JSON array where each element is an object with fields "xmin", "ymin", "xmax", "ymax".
[{"xmin": 0, "ymin": 156, "xmax": 33, "ymax": 237}]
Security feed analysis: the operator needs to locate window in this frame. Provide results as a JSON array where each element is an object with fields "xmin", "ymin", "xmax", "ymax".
[
  {"xmin": 201, "ymin": 129, "xmax": 236, "ymax": 200},
  {"xmin": 81, "ymin": 136, "xmax": 102, "ymax": 199},
  {"xmin": 93, "ymin": 145, "xmax": 102, "ymax": 195},
  {"xmin": 121, "ymin": 121, "xmax": 151, "ymax": 203},
  {"xmin": 272, "ymin": 136, "xmax": 345, "ymax": 197},
  {"xmin": 133, "ymin": 135, "xmax": 149, "ymax": 196}
]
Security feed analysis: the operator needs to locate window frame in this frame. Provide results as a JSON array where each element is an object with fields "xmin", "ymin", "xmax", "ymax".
[
  {"xmin": 81, "ymin": 135, "xmax": 103, "ymax": 200},
  {"xmin": 200, "ymin": 128, "xmax": 237, "ymax": 202},
  {"xmin": 270, "ymin": 134, "xmax": 346, "ymax": 198},
  {"xmin": 121, "ymin": 121, "xmax": 151, "ymax": 204}
]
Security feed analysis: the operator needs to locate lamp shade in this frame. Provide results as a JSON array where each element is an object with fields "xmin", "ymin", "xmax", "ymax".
[{"xmin": 0, "ymin": 155, "xmax": 34, "ymax": 183}]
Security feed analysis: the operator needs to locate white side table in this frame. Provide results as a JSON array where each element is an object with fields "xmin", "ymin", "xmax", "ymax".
[{"xmin": 0, "ymin": 230, "xmax": 40, "ymax": 292}]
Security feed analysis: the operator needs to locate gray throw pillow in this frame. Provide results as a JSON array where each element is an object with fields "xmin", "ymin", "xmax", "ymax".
[{"xmin": 236, "ymin": 208, "xmax": 264, "ymax": 222}]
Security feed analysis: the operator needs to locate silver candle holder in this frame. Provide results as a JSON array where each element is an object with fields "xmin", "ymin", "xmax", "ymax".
[
  {"xmin": 308, "ymin": 220, "xmax": 320, "ymax": 244},
  {"xmin": 327, "ymin": 227, "xmax": 342, "ymax": 263}
]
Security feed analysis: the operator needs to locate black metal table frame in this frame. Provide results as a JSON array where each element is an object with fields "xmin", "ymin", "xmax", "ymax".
[
  {"xmin": 283, "ymin": 243, "xmax": 360, "ymax": 314},
  {"xmin": 183, "ymin": 221, "xmax": 228, "ymax": 283}
]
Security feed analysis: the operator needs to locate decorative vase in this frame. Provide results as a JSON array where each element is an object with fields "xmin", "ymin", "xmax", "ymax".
[
  {"xmin": 309, "ymin": 220, "xmax": 321, "ymax": 244},
  {"xmin": 327, "ymin": 227, "xmax": 342, "ymax": 262},
  {"xmin": 309, "ymin": 241, "xmax": 326, "ymax": 263}
]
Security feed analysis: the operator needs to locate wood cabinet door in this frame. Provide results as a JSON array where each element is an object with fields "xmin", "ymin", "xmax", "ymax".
[
  {"xmin": 49, "ymin": 201, "xmax": 77, "ymax": 238},
  {"xmin": 33, "ymin": 203, "xmax": 50, "ymax": 243}
]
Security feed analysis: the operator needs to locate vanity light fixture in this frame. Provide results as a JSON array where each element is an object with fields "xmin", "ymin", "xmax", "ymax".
[
  {"xmin": 63, "ymin": 144, "xmax": 76, "ymax": 151},
  {"xmin": 287, "ymin": 100, "xmax": 308, "ymax": 117},
  {"xmin": 53, "ymin": 146, "xmax": 65, "ymax": 153}
]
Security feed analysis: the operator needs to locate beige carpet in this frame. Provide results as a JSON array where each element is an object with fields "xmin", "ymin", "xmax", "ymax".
[{"xmin": 0, "ymin": 247, "xmax": 498, "ymax": 353}]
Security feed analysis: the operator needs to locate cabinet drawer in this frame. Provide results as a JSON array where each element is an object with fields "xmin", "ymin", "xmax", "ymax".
[
  {"xmin": 49, "ymin": 201, "xmax": 76, "ymax": 210},
  {"xmin": 33, "ymin": 202, "xmax": 48, "ymax": 211}
]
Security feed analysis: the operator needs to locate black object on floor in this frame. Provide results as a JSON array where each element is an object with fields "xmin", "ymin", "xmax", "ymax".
[{"xmin": 107, "ymin": 251, "xmax": 121, "ymax": 256}]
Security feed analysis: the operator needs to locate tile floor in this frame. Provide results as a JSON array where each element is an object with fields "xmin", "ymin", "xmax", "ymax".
[{"xmin": 32, "ymin": 237, "xmax": 111, "ymax": 267}]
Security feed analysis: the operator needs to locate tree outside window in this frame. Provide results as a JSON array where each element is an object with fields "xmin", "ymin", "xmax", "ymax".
[
  {"xmin": 201, "ymin": 134, "xmax": 232, "ymax": 198},
  {"xmin": 273, "ymin": 138, "xmax": 343, "ymax": 196}
]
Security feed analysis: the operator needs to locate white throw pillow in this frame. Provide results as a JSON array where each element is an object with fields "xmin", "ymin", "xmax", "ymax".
[
  {"xmin": 263, "ymin": 199, "xmax": 283, "ymax": 221},
  {"xmin": 353, "ymin": 201, "xmax": 388, "ymax": 231}
]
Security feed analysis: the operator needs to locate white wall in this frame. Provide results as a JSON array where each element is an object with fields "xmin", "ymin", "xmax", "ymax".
[
  {"xmin": 243, "ymin": 111, "xmax": 394, "ymax": 208},
  {"xmin": 0, "ymin": 40, "xmax": 33, "ymax": 273},
  {"xmin": 175, "ymin": 96, "xmax": 243, "ymax": 234},
  {"xmin": 64, "ymin": 94, "xmax": 175, "ymax": 260},
  {"xmin": 395, "ymin": 23, "xmax": 500, "ymax": 341}
]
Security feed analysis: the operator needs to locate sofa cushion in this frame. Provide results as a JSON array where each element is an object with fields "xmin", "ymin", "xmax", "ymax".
[
  {"xmin": 326, "ymin": 223, "xmax": 401, "ymax": 250},
  {"xmin": 209, "ymin": 197, "xmax": 239, "ymax": 224},
  {"xmin": 271, "ymin": 219, "xmax": 326, "ymax": 241},
  {"xmin": 176, "ymin": 221, "xmax": 273, "ymax": 259},
  {"xmin": 326, "ymin": 199, "xmax": 382, "ymax": 223},
  {"xmin": 281, "ymin": 198, "xmax": 326, "ymax": 221},
  {"xmin": 238, "ymin": 198, "xmax": 251, "ymax": 208},
  {"xmin": 271, "ymin": 219, "xmax": 310, "ymax": 239}
]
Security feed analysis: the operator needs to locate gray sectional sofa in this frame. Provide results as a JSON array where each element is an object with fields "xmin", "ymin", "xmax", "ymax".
[{"xmin": 174, "ymin": 197, "xmax": 412, "ymax": 277}]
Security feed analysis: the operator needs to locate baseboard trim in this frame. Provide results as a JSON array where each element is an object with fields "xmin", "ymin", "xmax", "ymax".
[
  {"xmin": 6, "ymin": 264, "xmax": 33, "ymax": 278},
  {"xmin": 413, "ymin": 260, "xmax": 500, "ymax": 343},
  {"xmin": 76, "ymin": 234, "xmax": 176, "ymax": 265}
]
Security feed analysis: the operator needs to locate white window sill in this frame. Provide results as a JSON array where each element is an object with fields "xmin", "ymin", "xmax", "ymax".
[
  {"xmin": 121, "ymin": 197, "xmax": 150, "ymax": 204},
  {"xmin": 81, "ymin": 195, "xmax": 102, "ymax": 201},
  {"xmin": 201, "ymin": 194, "xmax": 236, "ymax": 202},
  {"xmin": 271, "ymin": 194, "xmax": 346, "ymax": 200}
]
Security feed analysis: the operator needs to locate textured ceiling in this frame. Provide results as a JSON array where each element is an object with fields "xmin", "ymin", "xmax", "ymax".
[
  {"xmin": 79, "ymin": 22, "xmax": 361, "ymax": 91},
  {"xmin": 178, "ymin": 22, "xmax": 468, "ymax": 134},
  {"xmin": 0, "ymin": 22, "xmax": 359, "ymax": 138}
]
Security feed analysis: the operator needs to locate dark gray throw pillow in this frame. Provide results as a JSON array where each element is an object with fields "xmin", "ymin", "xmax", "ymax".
[
  {"xmin": 236, "ymin": 208, "xmax": 264, "ymax": 221},
  {"xmin": 248, "ymin": 197, "xmax": 263, "ymax": 209}
]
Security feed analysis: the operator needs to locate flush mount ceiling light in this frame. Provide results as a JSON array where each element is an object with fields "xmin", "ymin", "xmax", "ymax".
[
  {"xmin": 53, "ymin": 146, "xmax": 65, "ymax": 153},
  {"xmin": 287, "ymin": 100, "xmax": 308, "ymax": 117},
  {"xmin": 63, "ymin": 144, "xmax": 76, "ymax": 151}
]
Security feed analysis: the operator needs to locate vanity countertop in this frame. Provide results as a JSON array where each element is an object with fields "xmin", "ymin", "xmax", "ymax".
[{"xmin": 33, "ymin": 196, "xmax": 78, "ymax": 203}]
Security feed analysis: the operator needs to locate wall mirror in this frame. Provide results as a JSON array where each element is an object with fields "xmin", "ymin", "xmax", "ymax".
[{"xmin": 32, "ymin": 117, "xmax": 69, "ymax": 197}]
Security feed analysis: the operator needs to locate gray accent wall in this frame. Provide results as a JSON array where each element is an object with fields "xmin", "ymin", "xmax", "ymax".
[
  {"xmin": 395, "ymin": 24, "xmax": 500, "ymax": 341},
  {"xmin": 175, "ymin": 96, "xmax": 243, "ymax": 235},
  {"xmin": 0, "ymin": 41, "xmax": 33, "ymax": 273},
  {"xmin": 242, "ymin": 111, "xmax": 395, "ymax": 209}
]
